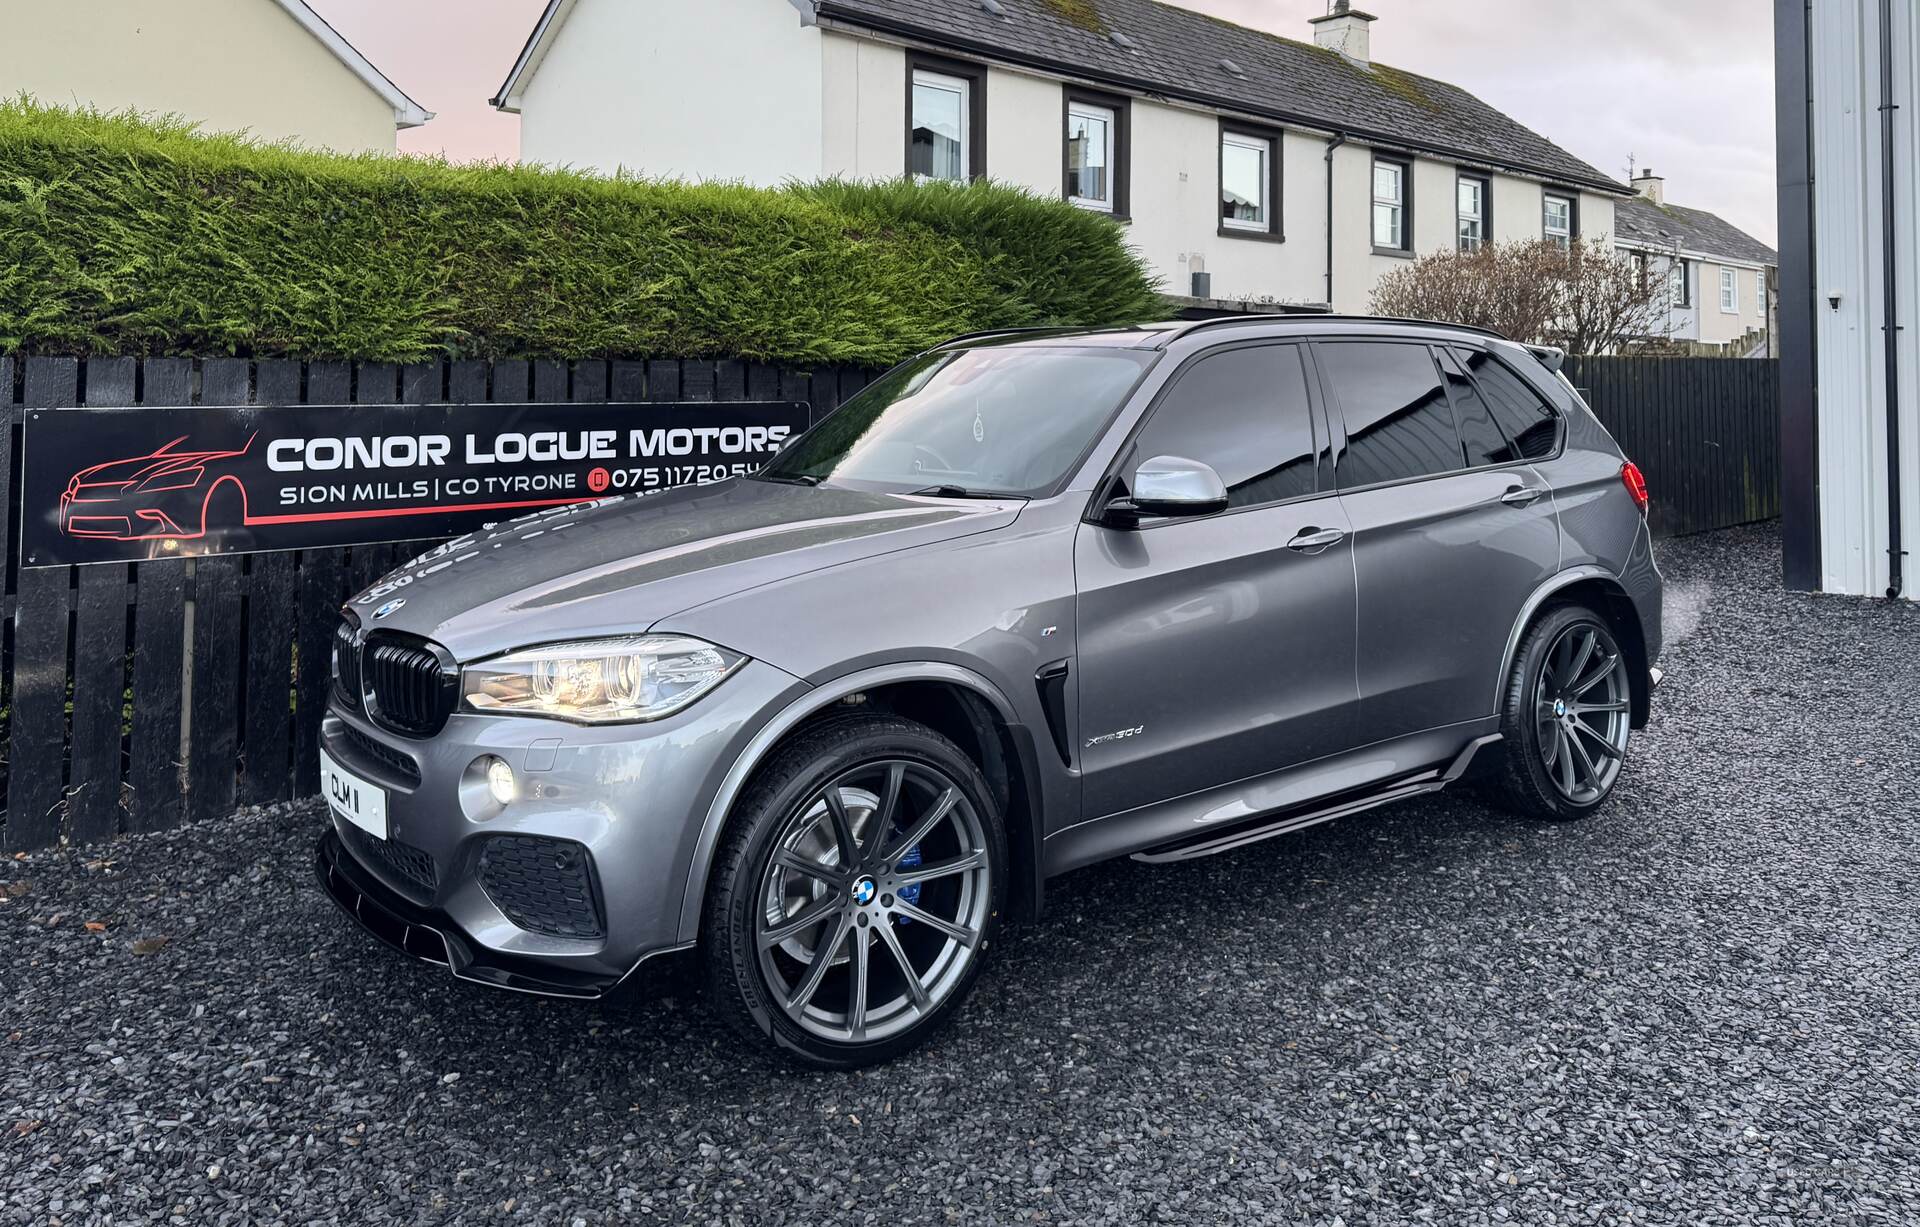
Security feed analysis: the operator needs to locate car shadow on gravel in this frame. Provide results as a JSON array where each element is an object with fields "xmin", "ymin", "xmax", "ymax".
[{"xmin": 7, "ymin": 523, "xmax": 1920, "ymax": 1226}]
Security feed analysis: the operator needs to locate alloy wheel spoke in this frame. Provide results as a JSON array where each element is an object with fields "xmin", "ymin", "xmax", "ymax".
[
  {"xmin": 893, "ymin": 900, "xmax": 977, "ymax": 948},
  {"xmin": 875, "ymin": 918, "xmax": 930, "ymax": 1010},
  {"xmin": 894, "ymin": 849, "xmax": 987, "ymax": 890},
  {"xmin": 875, "ymin": 763, "xmax": 905, "ymax": 831},
  {"xmin": 1572, "ymin": 652, "xmax": 1620, "ymax": 697},
  {"xmin": 1554, "ymin": 727, "xmax": 1578, "ymax": 794},
  {"xmin": 847, "ymin": 927, "xmax": 871, "ymax": 1038},
  {"xmin": 759, "ymin": 893, "xmax": 844, "ymax": 950},
  {"xmin": 1567, "ymin": 725, "xmax": 1603, "ymax": 788},
  {"xmin": 785, "ymin": 911, "xmax": 851, "ymax": 1014},
  {"xmin": 1572, "ymin": 699, "xmax": 1629, "ymax": 715},
  {"xmin": 773, "ymin": 847, "xmax": 849, "ymax": 889},
  {"xmin": 1570, "ymin": 717, "xmax": 1623, "ymax": 761},
  {"xmin": 822, "ymin": 787, "xmax": 862, "ymax": 867},
  {"xmin": 1562, "ymin": 629, "xmax": 1597, "ymax": 694},
  {"xmin": 885, "ymin": 787, "xmax": 959, "ymax": 867}
]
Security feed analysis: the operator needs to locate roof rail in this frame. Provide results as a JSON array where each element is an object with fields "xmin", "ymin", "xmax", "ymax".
[
  {"xmin": 933, "ymin": 326, "xmax": 1086, "ymax": 350},
  {"xmin": 1150, "ymin": 313, "xmax": 1513, "ymax": 349}
]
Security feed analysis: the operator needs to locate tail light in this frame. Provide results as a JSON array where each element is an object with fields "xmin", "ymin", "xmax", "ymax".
[{"xmin": 1621, "ymin": 461, "xmax": 1649, "ymax": 514}]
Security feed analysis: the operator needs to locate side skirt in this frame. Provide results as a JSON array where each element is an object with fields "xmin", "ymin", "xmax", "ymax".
[{"xmin": 1125, "ymin": 733, "xmax": 1503, "ymax": 866}]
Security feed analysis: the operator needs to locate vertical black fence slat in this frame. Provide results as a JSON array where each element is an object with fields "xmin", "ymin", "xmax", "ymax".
[
  {"xmin": 645, "ymin": 361, "xmax": 680, "ymax": 402},
  {"xmin": 449, "ymin": 359, "xmax": 487, "ymax": 404},
  {"xmin": 713, "ymin": 361, "xmax": 746, "ymax": 401},
  {"xmin": 66, "ymin": 358, "xmax": 137, "ymax": 842},
  {"xmin": 240, "ymin": 359, "xmax": 302, "ymax": 806},
  {"xmin": 808, "ymin": 366, "xmax": 842, "ymax": 426},
  {"xmin": 8, "ymin": 358, "xmax": 79, "ymax": 849},
  {"xmin": 292, "ymin": 362, "xmax": 349, "ymax": 795},
  {"xmin": 125, "ymin": 361, "xmax": 191, "ymax": 835},
  {"xmin": 574, "ymin": 360, "xmax": 609, "ymax": 403},
  {"xmin": 533, "ymin": 359, "xmax": 567, "ymax": 403},
  {"xmin": 683, "ymin": 361, "xmax": 716, "ymax": 402},
  {"xmin": 185, "ymin": 358, "xmax": 249, "ymax": 824},
  {"xmin": 610, "ymin": 360, "xmax": 645, "ymax": 403},
  {"xmin": 0, "ymin": 356, "xmax": 14, "ymax": 836}
]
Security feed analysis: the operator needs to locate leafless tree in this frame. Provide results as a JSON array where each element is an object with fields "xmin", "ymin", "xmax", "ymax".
[{"xmin": 1370, "ymin": 239, "xmax": 1672, "ymax": 355}]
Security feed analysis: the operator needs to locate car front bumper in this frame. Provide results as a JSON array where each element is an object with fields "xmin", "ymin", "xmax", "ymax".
[{"xmin": 315, "ymin": 658, "xmax": 805, "ymax": 995}]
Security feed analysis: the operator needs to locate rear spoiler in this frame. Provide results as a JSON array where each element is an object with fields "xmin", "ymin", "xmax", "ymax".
[{"xmin": 1523, "ymin": 343, "xmax": 1566, "ymax": 373}]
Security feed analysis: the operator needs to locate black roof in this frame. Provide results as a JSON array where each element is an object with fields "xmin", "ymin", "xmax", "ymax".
[
  {"xmin": 1614, "ymin": 196, "xmax": 1778, "ymax": 266},
  {"xmin": 812, "ymin": 0, "xmax": 1626, "ymax": 194}
]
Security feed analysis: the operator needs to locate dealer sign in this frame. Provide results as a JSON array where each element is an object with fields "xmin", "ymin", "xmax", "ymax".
[{"xmin": 20, "ymin": 401, "xmax": 811, "ymax": 567}]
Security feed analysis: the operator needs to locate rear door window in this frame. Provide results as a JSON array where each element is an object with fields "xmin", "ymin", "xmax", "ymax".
[
  {"xmin": 1436, "ymin": 346, "xmax": 1517, "ymax": 467},
  {"xmin": 1451, "ymin": 347, "xmax": 1562, "ymax": 461},
  {"xmin": 1318, "ymin": 341, "xmax": 1464, "ymax": 487},
  {"xmin": 1128, "ymin": 343, "xmax": 1320, "ymax": 509}
]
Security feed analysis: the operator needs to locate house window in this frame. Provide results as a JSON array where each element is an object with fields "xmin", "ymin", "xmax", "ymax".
[
  {"xmin": 1543, "ymin": 192, "xmax": 1574, "ymax": 249},
  {"xmin": 907, "ymin": 56, "xmax": 985, "ymax": 182},
  {"xmin": 1219, "ymin": 125, "xmax": 1281, "ymax": 238},
  {"xmin": 1457, "ymin": 174, "xmax": 1489, "ymax": 251},
  {"xmin": 1372, "ymin": 157, "xmax": 1409, "ymax": 252},
  {"xmin": 1720, "ymin": 267, "xmax": 1739, "ymax": 313},
  {"xmin": 1063, "ymin": 89, "xmax": 1129, "ymax": 216},
  {"xmin": 1756, "ymin": 270, "xmax": 1767, "ymax": 315},
  {"xmin": 1671, "ymin": 257, "xmax": 1692, "ymax": 308}
]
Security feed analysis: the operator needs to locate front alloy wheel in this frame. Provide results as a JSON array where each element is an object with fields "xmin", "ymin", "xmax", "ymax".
[{"xmin": 706, "ymin": 714, "xmax": 1006, "ymax": 1068}]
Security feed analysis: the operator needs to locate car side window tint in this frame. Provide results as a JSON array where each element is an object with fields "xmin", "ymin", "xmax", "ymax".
[
  {"xmin": 1319, "ymin": 342, "xmax": 1463, "ymax": 487},
  {"xmin": 1130, "ymin": 344, "xmax": 1318, "ymax": 509},
  {"xmin": 1436, "ymin": 347, "xmax": 1516, "ymax": 467},
  {"xmin": 1453, "ymin": 347, "xmax": 1562, "ymax": 461}
]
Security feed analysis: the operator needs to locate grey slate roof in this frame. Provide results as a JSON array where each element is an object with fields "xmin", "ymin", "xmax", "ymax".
[
  {"xmin": 812, "ymin": 0, "xmax": 1627, "ymax": 193},
  {"xmin": 1614, "ymin": 196, "xmax": 1778, "ymax": 266}
]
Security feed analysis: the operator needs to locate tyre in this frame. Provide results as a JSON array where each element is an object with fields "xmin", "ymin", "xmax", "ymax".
[
  {"xmin": 1493, "ymin": 603, "xmax": 1634, "ymax": 821},
  {"xmin": 703, "ymin": 712, "xmax": 1007, "ymax": 1069}
]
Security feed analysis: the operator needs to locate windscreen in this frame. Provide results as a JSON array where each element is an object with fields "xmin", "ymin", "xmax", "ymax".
[{"xmin": 759, "ymin": 346, "xmax": 1154, "ymax": 496}]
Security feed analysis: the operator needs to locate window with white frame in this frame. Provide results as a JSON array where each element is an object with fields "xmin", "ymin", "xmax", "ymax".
[
  {"xmin": 1372, "ymin": 158, "xmax": 1408, "ymax": 251},
  {"xmin": 1220, "ymin": 131, "xmax": 1271, "ymax": 231},
  {"xmin": 1066, "ymin": 101, "xmax": 1116, "ymax": 211},
  {"xmin": 1756, "ymin": 270, "xmax": 1767, "ymax": 315},
  {"xmin": 910, "ymin": 69, "xmax": 971, "ymax": 181},
  {"xmin": 1543, "ymin": 193, "xmax": 1573, "ymax": 249},
  {"xmin": 1671, "ymin": 257, "xmax": 1691, "ymax": 308},
  {"xmin": 1457, "ymin": 175, "xmax": 1487, "ymax": 251},
  {"xmin": 1720, "ymin": 267, "xmax": 1739, "ymax": 313}
]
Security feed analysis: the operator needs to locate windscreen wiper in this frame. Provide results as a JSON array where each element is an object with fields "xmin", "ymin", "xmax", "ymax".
[
  {"xmin": 757, "ymin": 473, "xmax": 825, "ymax": 486},
  {"xmin": 905, "ymin": 484, "xmax": 1023, "ymax": 500}
]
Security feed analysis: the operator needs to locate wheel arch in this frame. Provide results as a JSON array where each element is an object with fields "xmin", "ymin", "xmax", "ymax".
[
  {"xmin": 1497, "ymin": 568, "xmax": 1653, "ymax": 729},
  {"xmin": 674, "ymin": 662, "xmax": 1046, "ymax": 945}
]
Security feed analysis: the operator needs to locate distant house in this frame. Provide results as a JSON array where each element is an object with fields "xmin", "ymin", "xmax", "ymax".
[
  {"xmin": 3, "ymin": 0, "xmax": 429, "ymax": 152},
  {"xmin": 491, "ymin": 0, "xmax": 1629, "ymax": 314},
  {"xmin": 1613, "ymin": 171, "xmax": 1777, "ymax": 355}
]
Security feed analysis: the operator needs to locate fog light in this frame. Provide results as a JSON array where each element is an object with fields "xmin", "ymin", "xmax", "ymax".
[{"xmin": 484, "ymin": 756, "xmax": 517, "ymax": 806}]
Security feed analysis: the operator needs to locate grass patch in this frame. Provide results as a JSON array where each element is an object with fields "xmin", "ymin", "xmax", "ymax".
[{"xmin": 0, "ymin": 101, "xmax": 1162, "ymax": 367}]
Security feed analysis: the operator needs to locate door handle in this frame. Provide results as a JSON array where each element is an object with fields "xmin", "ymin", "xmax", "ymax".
[
  {"xmin": 1286, "ymin": 527, "xmax": 1346, "ymax": 553},
  {"xmin": 1500, "ymin": 485, "xmax": 1547, "ymax": 507}
]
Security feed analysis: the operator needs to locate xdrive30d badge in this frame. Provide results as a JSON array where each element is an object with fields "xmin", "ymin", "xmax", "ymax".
[{"xmin": 316, "ymin": 316, "xmax": 1663, "ymax": 1068}]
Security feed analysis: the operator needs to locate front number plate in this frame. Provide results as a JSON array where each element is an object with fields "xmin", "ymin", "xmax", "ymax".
[{"xmin": 320, "ymin": 749, "xmax": 389, "ymax": 841}]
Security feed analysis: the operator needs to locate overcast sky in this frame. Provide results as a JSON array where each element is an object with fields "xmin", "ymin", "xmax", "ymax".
[{"xmin": 316, "ymin": 0, "xmax": 1778, "ymax": 246}]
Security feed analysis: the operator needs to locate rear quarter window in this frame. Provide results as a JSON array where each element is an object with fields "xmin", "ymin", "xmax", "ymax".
[{"xmin": 1452, "ymin": 347, "xmax": 1562, "ymax": 461}]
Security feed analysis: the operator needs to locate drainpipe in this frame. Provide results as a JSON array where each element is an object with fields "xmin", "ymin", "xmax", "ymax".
[
  {"xmin": 1325, "ymin": 133, "xmax": 1349, "ymax": 310},
  {"xmin": 1879, "ymin": 0, "xmax": 1905, "ymax": 597}
]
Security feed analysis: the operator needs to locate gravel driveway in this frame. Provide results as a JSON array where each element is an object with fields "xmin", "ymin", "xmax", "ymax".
[{"xmin": 5, "ymin": 524, "xmax": 1918, "ymax": 1227}]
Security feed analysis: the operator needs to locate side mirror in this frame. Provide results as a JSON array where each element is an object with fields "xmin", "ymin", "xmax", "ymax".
[{"xmin": 1103, "ymin": 455, "xmax": 1229, "ymax": 525}]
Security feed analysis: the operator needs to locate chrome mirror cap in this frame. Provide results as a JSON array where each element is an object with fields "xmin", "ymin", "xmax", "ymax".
[{"xmin": 1130, "ymin": 455, "xmax": 1229, "ymax": 517}]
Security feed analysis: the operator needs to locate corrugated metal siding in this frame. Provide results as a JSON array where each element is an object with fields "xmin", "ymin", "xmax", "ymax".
[{"xmin": 1810, "ymin": 0, "xmax": 1919, "ymax": 597}]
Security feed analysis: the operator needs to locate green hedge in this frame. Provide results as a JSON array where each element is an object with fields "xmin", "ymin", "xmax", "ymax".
[{"xmin": 0, "ymin": 102, "xmax": 1163, "ymax": 366}]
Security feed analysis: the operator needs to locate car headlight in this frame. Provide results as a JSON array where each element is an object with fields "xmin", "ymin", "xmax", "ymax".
[{"xmin": 460, "ymin": 635, "xmax": 745, "ymax": 724}]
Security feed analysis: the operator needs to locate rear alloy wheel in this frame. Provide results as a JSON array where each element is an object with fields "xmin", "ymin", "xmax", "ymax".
[
  {"xmin": 705, "ymin": 713, "xmax": 1005, "ymax": 1068},
  {"xmin": 1495, "ymin": 604, "xmax": 1633, "ymax": 820}
]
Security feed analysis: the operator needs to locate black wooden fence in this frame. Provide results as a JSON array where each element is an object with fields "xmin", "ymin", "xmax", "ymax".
[
  {"xmin": 1566, "ymin": 356, "xmax": 1780, "ymax": 539},
  {"xmin": 0, "ymin": 355, "xmax": 879, "ymax": 852},
  {"xmin": 0, "ymin": 352, "xmax": 1778, "ymax": 851}
]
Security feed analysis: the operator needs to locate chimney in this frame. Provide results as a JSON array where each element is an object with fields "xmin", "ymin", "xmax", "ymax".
[
  {"xmin": 1631, "ymin": 168, "xmax": 1665, "ymax": 205},
  {"xmin": 1310, "ymin": 0, "xmax": 1376, "ymax": 66}
]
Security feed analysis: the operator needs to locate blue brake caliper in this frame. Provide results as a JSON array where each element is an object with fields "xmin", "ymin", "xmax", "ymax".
[{"xmin": 895, "ymin": 841, "xmax": 923, "ymax": 924}]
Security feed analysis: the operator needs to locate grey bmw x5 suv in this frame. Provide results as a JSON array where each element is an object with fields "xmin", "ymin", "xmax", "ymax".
[{"xmin": 317, "ymin": 316, "xmax": 1662, "ymax": 1067}]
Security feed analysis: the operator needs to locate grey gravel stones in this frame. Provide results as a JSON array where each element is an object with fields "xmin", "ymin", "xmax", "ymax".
[{"xmin": 4, "ymin": 523, "xmax": 1917, "ymax": 1225}]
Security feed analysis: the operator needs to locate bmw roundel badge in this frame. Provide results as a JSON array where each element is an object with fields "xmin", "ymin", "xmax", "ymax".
[{"xmin": 372, "ymin": 598, "xmax": 407, "ymax": 621}]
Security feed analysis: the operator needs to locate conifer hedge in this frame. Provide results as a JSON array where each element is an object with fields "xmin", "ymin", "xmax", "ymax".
[{"xmin": 0, "ymin": 102, "xmax": 1163, "ymax": 366}]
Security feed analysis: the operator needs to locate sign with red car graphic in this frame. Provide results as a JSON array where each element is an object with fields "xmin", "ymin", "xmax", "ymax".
[{"xmin": 21, "ymin": 401, "xmax": 811, "ymax": 566}]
